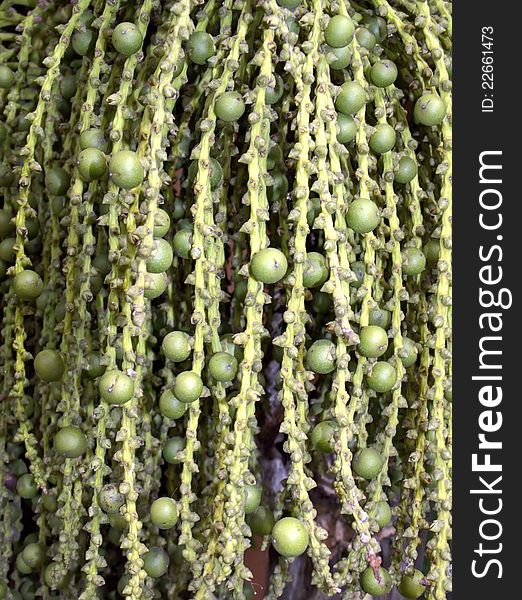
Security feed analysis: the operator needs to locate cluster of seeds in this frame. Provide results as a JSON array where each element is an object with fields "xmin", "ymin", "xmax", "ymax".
[{"xmin": 0, "ymin": 0, "xmax": 451, "ymax": 598}]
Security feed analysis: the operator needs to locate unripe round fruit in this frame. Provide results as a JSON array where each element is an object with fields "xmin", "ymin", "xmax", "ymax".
[
  {"xmin": 244, "ymin": 485, "xmax": 262, "ymax": 515},
  {"xmin": 146, "ymin": 238, "xmax": 173, "ymax": 273},
  {"xmin": 369, "ymin": 123, "xmax": 396, "ymax": 154},
  {"xmin": 59, "ymin": 74, "xmax": 77, "ymax": 100},
  {"xmin": 98, "ymin": 484, "xmax": 124, "ymax": 513},
  {"xmin": 13, "ymin": 270, "xmax": 44, "ymax": 301},
  {"xmin": 109, "ymin": 150, "xmax": 144, "ymax": 190},
  {"xmin": 375, "ymin": 501, "xmax": 392, "ymax": 528},
  {"xmin": 0, "ymin": 65, "xmax": 15, "ymax": 88},
  {"xmin": 423, "ymin": 239, "xmax": 440, "ymax": 267},
  {"xmin": 143, "ymin": 547, "xmax": 169, "ymax": 578},
  {"xmin": 367, "ymin": 361, "xmax": 397, "ymax": 393},
  {"xmin": 54, "ymin": 426, "xmax": 87, "ymax": 458},
  {"xmin": 163, "ymin": 436, "xmax": 186, "ymax": 463},
  {"xmin": 311, "ymin": 420, "xmax": 336, "ymax": 453},
  {"xmin": 46, "ymin": 167, "xmax": 69, "ymax": 196},
  {"xmin": 85, "ymin": 351, "xmax": 106, "ymax": 380},
  {"xmin": 360, "ymin": 566, "xmax": 392, "ymax": 596},
  {"xmin": 398, "ymin": 569, "xmax": 426, "ymax": 599},
  {"xmin": 358, "ymin": 325, "xmax": 388, "ymax": 358},
  {"xmin": 402, "ymin": 246, "xmax": 427, "ymax": 276},
  {"xmin": 0, "ymin": 238, "xmax": 15, "ymax": 263},
  {"xmin": 150, "ymin": 497, "xmax": 178, "ymax": 529},
  {"xmin": 328, "ymin": 45, "xmax": 352, "ymax": 70},
  {"xmin": 220, "ymin": 333, "xmax": 243, "ymax": 362},
  {"xmin": 17, "ymin": 474, "xmax": 38, "ymax": 499},
  {"xmin": 153, "ymin": 208, "xmax": 171, "ymax": 238},
  {"xmin": 188, "ymin": 157, "xmax": 223, "ymax": 189},
  {"xmin": 174, "ymin": 371, "xmax": 203, "ymax": 403},
  {"xmin": 335, "ymin": 81, "xmax": 366, "ymax": 115},
  {"xmin": 395, "ymin": 156, "xmax": 418, "ymax": 184},
  {"xmin": 364, "ymin": 15, "xmax": 387, "ymax": 42},
  {"xmin": 356, "ymin": 27, "xmax": 377, "ymax": 51},
  {"xmin": 22, "ymin": 542, "xmax": 45, "ymax": 569},
  {"xmin": 187, "ymin": 31, "xmax": 214, "ymax": 65},
  {"xmin": 78, "ymin": 147, "xmax": 107, "ymax": 181},
  {"xmin": 325, "ymin": 15, "xmax": 355, "ymax": 47},
  {"xmin": 215, "ymin": 91, "xmax": 245, "ymax": 122},
  {"xmin": 173, "ymin": 229, "xmax": 192, "ymax": 259},
  {"xmin": 43, "ymin": 562, "xmax": 67, "ymax": 589},
  {"xmin": 398, "ymin": 337, "xmax": 418, "ymax": 368},
  {"xmin": 34, "ymin": 349, "xmax": 65, "ymax": 382},
  {"xmin": 98, "ymin": 369, "xmax": 134, "ymax": 405},
  {"xmin": 352, "ymin": 448, "xmax": 384, "ymax": 479},
  {"xmin": 414, "ymin": 92, "xmax": 447, "ymax": 126},
  {"xmin": 208, "ymin": 351, "xmax": 238, "ymax": 382},
  {"xmin": 370, "ymin": 60, "xmax": 398, "ymax": 87},
  {"xmin": 159, "ymin": 390, "xmax": 187, "ymax": 420},
  {"xmin": 267, "ymin": 144, "xmax": 284, "ymax": 171},
  {"xmin": 303, "ymin": 252, "xmax": 328, "ymax": 288},
  {"xmin": 162, "ymin": 331, "xmax": 191, "ymax": 362},
  {"xmin": 250, "ymin": 248, "xmax": 288, "ymax": 284},
  {"xmin": 265, "ymin": 74, "xmax": 284, "ymax": 105},
  {"xmin": 346, "ymin": 199, "xmax": 380, "ymax": 234},
  {"xmin": 248, "ymin": 506, "xmax": 275, "ymax": 535},
  {"xmin": 312, "ymin": 291, "xmax": 333, "ymax": 314},
  {"xmin": 306, "ymin": 339, "xmax": 336, "ymax": 375},
  {"xmin": 368, "ymin": 307, "xmax": 391, "ymax": 329},
  {"xmin": 112, "ymin": 22, "xmax": 143, "ymax": 56},
  {"xmin": 267, "ymin": 171, "xmax": 289, "ymax": 202},
  {"xmin": 72, "ymin": 28, "xmax": 96, "ymax": 56},
  {"xmin": 144, "ymin": 272, "xmax": 168, "ymax": 299},
  {"xmin": 79, "ymin": 128, "xmax": 108, "ymax": 152},
  {"xmin": 0, "ymin": 209, "xmax": 13, "ymax": 237},
  {"xmin": 337, "ymin": 113, "xmax": 358, "ymax": 144},
  {"xmin": 271, "ymin": 517, "xmax": 309, "ymax": 558},
  {"xmin": 15, "ymin": 553, "xmax": 32, "ymax": 575}
]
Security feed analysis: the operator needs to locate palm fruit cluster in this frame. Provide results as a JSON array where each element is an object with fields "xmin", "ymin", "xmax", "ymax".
[{"xmin": 0, "ymin": 0, "xmax": 451, "ymax": 598}]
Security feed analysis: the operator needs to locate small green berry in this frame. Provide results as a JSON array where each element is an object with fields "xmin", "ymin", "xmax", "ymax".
[
  {"xmin": 358, "ymin": 325, "xmax": 388, "ymax": 358},
  {"xmin": 215, "ymin": 91, "xmax": 245, "ymax": 122},
  {"xmin": 174, "ymin": 371, "xmax": 203, "ymax": 403},
  {"xmin": 159, "ymin": 390, "xmax": 187, "ymax": 420},
  {"xmin": 360, "ymin": 566, "xmax": 392, "ymax": 596},
  {"xmin": 325, "ymin": 15, "xmax": 355, "ymax": 47},
  {"xmin": 78, "ymin": 147, "xmax": 107, "ymax": 181},
  {"xmin": 272, "ymin": 517, "xmax": 309, "ymax": 558},
  {"xmin": 306, "ymin": 339, "xmax": 336, "ymax": 375},
  {"xmin": 187, "ymin": 31, "xmax": 214, "ymax": 65},
  {"xmin": 54, "ymin": 426, "xmax": 87, "ymax": 458},
  {"xmin": 109, "ymin": 150, "xmax": 144, "ymax": 190},
  {"xmin": 150, "ymin": 497, "xmax": 178, "ymax": 529},
  {"xmin": 112, "ymin": 22, "xmax": 143, "ymax": 56},
  {"xmin": 352, "ymin": 448, "xmax": 384, "ymax": 479},
  {"xmin": 98, "ymin": 370, "xmax": 134, "ymax": 405},
  {"xmin": 250, "ymin": 248, "xmax": 288, "ymax": 284},
  {"xmin": 34, "ymin": 349, "xmax": 65, "ymax": 382},
  {"xmin": 346, "ymin": 199, "xmax": 380, "ymax": 233},
  {"xmin": 414, "ymin": 93, "xmax": 447, "ymax": 126},
  {"xmin": 398, "ymin": 569, "xmax": 426, "ymax": 599}
]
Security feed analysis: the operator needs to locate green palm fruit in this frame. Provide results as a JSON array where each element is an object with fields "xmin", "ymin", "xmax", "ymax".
[{"xmin": 0, "ymin": 1, "xmax": 451, "ymax": 597}]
